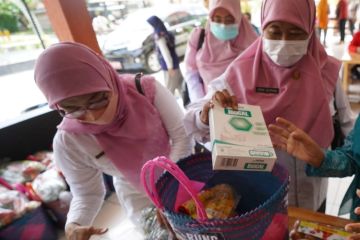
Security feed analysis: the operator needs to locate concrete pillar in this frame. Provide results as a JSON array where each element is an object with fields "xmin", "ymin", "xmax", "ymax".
[{"xmin": 43, "ymin": 0, "xmax": 101, "ymax": 54}]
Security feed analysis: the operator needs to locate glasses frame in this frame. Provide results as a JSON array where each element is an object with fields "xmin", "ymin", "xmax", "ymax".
[{"xmin": 56, "ymin": 92, "xmax": 110, "ymax": 119}]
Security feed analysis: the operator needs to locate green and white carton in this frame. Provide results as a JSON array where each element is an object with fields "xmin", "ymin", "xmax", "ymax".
[{"xmin": 209, "ymin": 103, "xmax": 276, "ymax": 171}]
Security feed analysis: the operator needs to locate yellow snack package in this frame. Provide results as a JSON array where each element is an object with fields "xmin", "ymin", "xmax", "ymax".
[{"xmin": 178, "ymin": 184, "xmax": 240, "ymax": 219}]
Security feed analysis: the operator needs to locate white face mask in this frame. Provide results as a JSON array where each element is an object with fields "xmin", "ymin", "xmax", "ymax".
[{"xmin": 262, "ymin": 38, "xmax": 309, "ymax": 67}]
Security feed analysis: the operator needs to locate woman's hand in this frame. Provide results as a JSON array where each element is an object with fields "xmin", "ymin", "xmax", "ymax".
[
  {"xmin": 268, "ymin": 117, "xmax": 324, "ymax": 167},
  {"xmin": 200, "ymin": 90, "xmax": 237, "ymax": 125},
  {"xmin": 289, "ymin": 220, "xmax": 304, "ymax": 240},
  {"xmin": 65, "ymin": 222, "xmax": 108, "ymax": 240},
  {"xmin": 345, "ymin": 189, "xmax": 360, "ymax": 239}
]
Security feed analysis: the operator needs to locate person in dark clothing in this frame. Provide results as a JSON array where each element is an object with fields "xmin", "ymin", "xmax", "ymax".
[
  {"xmin": 147, "ymin": 16, "xmax": 184, "ymax": 98},
  {"xmin": 336, "ymin": 0, "xmax": 348, "ymax": 44}
]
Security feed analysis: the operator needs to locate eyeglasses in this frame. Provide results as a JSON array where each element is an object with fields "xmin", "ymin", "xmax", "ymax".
[{"xmin": 56, "ymin": 92, "xmax": 110, "ymax": 119}]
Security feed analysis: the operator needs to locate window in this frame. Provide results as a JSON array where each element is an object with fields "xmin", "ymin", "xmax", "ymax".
[
  {"xmin": 0, "ymin": 0, "xmax": 58, "ymax": 124},
  {"xmin": 164, "ymin": 13, "xmax": 179, "ymax": 27},
  {"xmin": 175, "ymin": 11, "xmax": 192, "ymax": 24}
]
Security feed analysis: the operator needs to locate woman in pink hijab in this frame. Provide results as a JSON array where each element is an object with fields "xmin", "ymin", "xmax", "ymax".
[
  {"xmin": 184, "ymin": 0, "xmax": 355, "ymax": 213},
  {"xmin": 34, "ymin": 42, "xmax": 192, "ymax": 240},
  {"xmin": 184, "ymin": 0, "xmax": 258, "ymax": 103}
]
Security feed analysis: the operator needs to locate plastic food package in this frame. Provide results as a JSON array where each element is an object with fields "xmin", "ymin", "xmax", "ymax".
[
  {"xmin": 32, "ymin": 168, "xmax": 67, "ymax": 203},
  {"xmin": 178, "ymin": 184, "xmax": 240, "ymax": 219},
  {"xmin": 140, "ymin": 206, "xmax": 170, "ymax": 240},
  {"xmin": 291, "ymin": 220, "xmax": 351, "ymax": 240},
  {"xmin": 0, "ymin": 160, "xmax": 46, "ymax": 184},
  {"xmin": 0, "ymin": 187, "xmax": 40, "ymax": 228},
  {"xmin": 26, "ymin": 151, "xmax": 54, "ymax": 167}
]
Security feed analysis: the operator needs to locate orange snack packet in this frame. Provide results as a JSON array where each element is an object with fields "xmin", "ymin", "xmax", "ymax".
[{"xmin": 178, "ymin": 184, "xmax": 239, "ymax": 219}]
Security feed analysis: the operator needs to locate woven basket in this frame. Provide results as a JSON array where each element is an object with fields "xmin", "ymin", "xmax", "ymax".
[{"xmin": 141, "ymin": 152, "xmax": 289, "ymax": 240}]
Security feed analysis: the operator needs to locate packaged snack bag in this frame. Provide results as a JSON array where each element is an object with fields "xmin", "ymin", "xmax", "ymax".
[
  {"xmin": 291, "ymin": 220, "xmax": 351, "ymax": 240},
  {"xmin": 178, "ymin": 184, "xmax": 240, "ymax": 219}
]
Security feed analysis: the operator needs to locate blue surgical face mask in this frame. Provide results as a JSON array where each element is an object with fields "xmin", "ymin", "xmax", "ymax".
[{"xmin": 210, "ymin": 22, "xmax": 239, "ymax": 41}]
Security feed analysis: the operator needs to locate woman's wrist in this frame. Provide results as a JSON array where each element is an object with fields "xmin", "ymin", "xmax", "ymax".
[
  {"xmin": 65, "ymin": 222, "xmax": 81, "ymax": 236},
  {"xmin": 311, "ymin": 149, "xmax": 325, "ymax": 168}
]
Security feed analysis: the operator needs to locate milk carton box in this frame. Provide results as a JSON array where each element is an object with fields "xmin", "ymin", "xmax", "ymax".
[{"xmin": 209, "ymin": 103, "xmax": 276, "ymax": 171}]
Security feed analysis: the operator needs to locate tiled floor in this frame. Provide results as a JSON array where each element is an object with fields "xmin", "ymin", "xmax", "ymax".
[
  {"xmin": 326, "ymin": 176, "xmax": 354, "ymax": 217},
  {"xmin": 58, "ymin": 194, "xmax": 144, "ymax": 239}
]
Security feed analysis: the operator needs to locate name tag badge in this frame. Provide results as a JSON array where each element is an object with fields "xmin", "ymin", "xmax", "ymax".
[{"xmin": 256, "ymin": 87, "xmax": 279, "ymax": 94}]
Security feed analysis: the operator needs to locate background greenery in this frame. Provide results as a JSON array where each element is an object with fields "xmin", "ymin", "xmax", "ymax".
[{"xmin": 0, "ymin": 0, "xmax": 38, "ymax": 32}]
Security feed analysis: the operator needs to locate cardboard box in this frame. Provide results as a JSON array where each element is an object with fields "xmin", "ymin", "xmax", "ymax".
[{"xmin": 209, "ymin": 103, "xmax": 276, "ymax": 171}]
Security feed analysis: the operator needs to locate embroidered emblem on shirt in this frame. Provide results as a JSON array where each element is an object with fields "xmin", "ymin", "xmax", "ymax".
[{"xmin": 292, "ymin": 71, "xmax": 301, "ymax": 80}]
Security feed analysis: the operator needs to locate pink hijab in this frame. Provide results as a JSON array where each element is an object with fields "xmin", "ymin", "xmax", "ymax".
[
  {"xmin": 185, "ymin": 0, "xmax": 257, "ymax": 90},
  {"xmin": 34, "ymin": 42, "xmax": 170, "ymax": 191},
  {"xmin": 225, "ymin": 0, "xmax": 340, "ymax": 147}
]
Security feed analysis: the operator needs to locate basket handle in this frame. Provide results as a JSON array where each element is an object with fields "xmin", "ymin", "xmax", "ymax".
[{"xmin": 141, "ymin": 156, "xmax": 208, "ymax": 222}]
